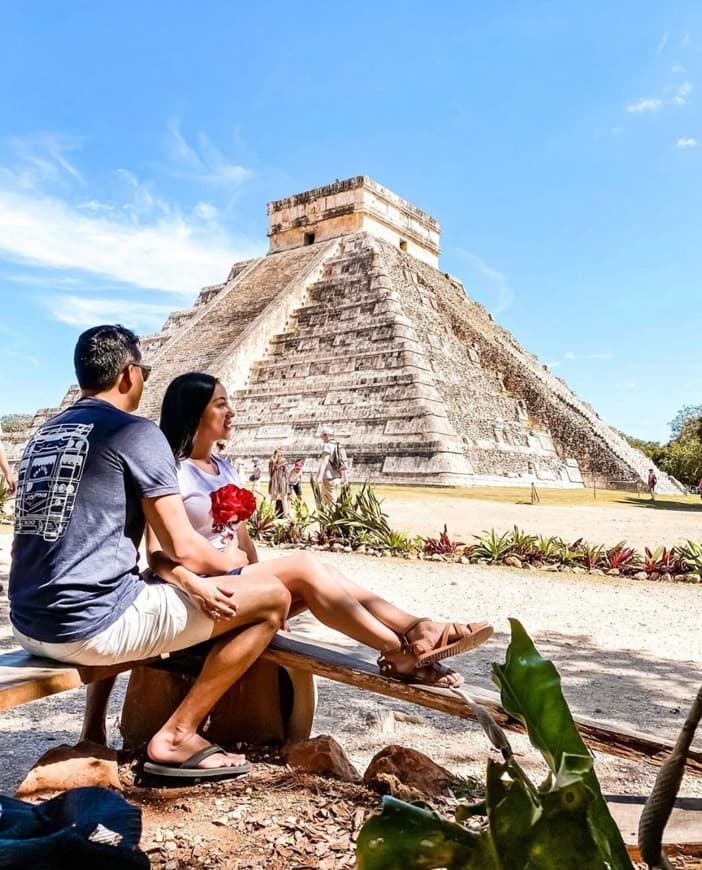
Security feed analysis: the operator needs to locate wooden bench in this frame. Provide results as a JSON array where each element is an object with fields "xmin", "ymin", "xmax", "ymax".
[{"xmin": 1, "ymin": 633, "xmax": 700, "ymax": 776}]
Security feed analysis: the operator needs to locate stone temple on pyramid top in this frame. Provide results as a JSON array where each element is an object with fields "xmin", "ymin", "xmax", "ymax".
[{"xmin": 8, "ymin": 176, "xmax": 677, "ymax": 491}]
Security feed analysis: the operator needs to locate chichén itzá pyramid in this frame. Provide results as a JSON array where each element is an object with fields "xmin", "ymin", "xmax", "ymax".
[{"xmin": 7, "ymin": 176, "xmax": 675, "ymax": 492}]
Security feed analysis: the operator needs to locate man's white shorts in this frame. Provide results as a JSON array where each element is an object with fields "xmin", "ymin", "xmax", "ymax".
[{"xmin": 13, "ymin": 581, "xmax": 215, "ymax": 666}]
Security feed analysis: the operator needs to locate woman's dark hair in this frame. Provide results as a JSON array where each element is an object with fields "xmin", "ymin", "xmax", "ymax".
[{"xmin": 160, "ymin": 372, "xmax": 218, "ymax": 460}]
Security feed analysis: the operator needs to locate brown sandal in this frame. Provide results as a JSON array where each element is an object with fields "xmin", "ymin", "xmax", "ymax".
[
  {"xmin": 377, "ymin": 648, "xmax": 464, "ymax": 688},
  {"xmin": 403, "ymin": 618, "xmax": 493, "ymax": 666}
]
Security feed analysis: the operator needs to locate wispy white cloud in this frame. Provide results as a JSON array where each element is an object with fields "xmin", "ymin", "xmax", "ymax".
[
  {"xmin": 656, "ymin": 32, "xmax": 670, "ymax": 54},
  {"xmin": 0, "ymin": 188, "xmax": 261, "ymax": 293},
  {"xmin": 455, "ymin": 249, "xmax": 515, "ymax": 314},
  {"xmin": 0, "ymin": 133, "xmax": 83, "ymax": 189},
  {"xmin": 625, "ymin": 81, "xmax": 693, "ymax": 114},
  {"xmin": 676, "ymin": 136, "xmax": 698, "ymax": 148},
  {"xmin": 164, "ymin": 120, "xmax": 252, "ymax": 187},
  {"xmin": 674, "ymin": 80, "xmax": 693, "ymax": 104},
  {"xmin": 671, "ymin": 63, "xmax": 685, "ymax": 74},
  {"xmin": 626, "ymin": 97, "xmax": 664, "ymax": 113},
  {"xmin": 0, "ymin": 133, "xmax": 264, "ymax": 295},
  {"xmin": 45, "ymin": 294, "xmax": 176, "ymax": 329},
  {"xmin": 561, "ymin": 351, "xmax": 614, "ymax": 362}
]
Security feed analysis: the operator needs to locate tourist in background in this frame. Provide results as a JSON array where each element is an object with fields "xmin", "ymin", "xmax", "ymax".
[
  {"xmin": 647, "ymin": 468, "xmax": 657, "ymax": 501},
  {"xmin": 317, "ymin": 429, "xmax": 347, "ymax": 505},
  {"xmin": 288, "ymin": 459, "xmax": 304, "ymax": 499},
  {"xmin": 0, "ymin": 422, "xmax": 16, "ymax": 494},
  {"xmin": 268, "ymin": 449, "xmax": 289, "ymax": 517}
]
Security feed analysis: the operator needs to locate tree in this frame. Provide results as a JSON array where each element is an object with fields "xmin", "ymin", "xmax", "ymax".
[{"xmin": 668, "ymin": 404, "xmax": 702, "ymax": 439}]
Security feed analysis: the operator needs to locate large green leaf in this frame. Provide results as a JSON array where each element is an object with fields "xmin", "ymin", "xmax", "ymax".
[
  {"xmin": 357, "ymin": 796, "xmax": 498, "ymax": 870},
  {"xmin": 491, "ymin": 619, "xmax": 633, "ymax": 869}
]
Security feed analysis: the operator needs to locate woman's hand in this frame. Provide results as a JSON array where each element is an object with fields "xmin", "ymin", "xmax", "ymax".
[{"xmin": 182, "ymin": 575, "xmax": 239, "ymax": 621}]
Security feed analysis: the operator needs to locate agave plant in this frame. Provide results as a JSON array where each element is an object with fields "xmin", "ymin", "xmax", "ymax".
[
  {"xmin": 246, "ymin": 496, "xmax": 277, "ymax": 540},
  {"xmin": 510, "ymin": 526, "xmax": 538, "ymax": 562},
  {"xmin": 679, "ymin": 540, "xmax": 702, "ymax": 574},
  {"xmin": 554, "ymin": 538, "xmax": 583, "ymax": 567},
  {"xmin": 472, "ymin": 529, "xmax": 514, "ymax": 563},
  {"xmin": 532, "ymin": 534, "xmax": 560, "ymax": 562}
]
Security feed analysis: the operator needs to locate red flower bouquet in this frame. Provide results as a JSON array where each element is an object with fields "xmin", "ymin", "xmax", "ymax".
[{"xmin": 210, "ymin": 484, "xmax": 257, "ymax": 536}]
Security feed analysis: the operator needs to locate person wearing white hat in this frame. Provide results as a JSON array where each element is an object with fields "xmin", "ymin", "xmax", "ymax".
[{"xmin": 317, "ymin": 428, "xmax": 347, "ymax": 505}]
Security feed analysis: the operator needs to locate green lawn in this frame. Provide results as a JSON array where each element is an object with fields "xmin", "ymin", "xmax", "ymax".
[{"xmin": 370, "ymin": 483, "xmax": 702, "ymax": 512}]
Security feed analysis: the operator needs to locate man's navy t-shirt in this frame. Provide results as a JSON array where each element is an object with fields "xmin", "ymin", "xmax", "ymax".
[{"xmin": 9, "ymin": 397, "xmax": 180, "ymax": 643}]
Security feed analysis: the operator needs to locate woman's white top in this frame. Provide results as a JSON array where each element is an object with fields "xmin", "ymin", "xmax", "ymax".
[{"xmin": 177, "ymin": 455, "xmax": 243, "ymax": 550}]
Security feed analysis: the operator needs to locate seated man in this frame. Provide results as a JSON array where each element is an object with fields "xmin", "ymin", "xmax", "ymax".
[{"xmin": 9, "ymin": 324, "xmax": 290, "ymax": 780}]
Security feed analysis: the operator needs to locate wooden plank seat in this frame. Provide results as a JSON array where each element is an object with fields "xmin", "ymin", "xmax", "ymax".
[{"xmin": 1, "ymin": 635, "xmax": 701, "ymax": 777}]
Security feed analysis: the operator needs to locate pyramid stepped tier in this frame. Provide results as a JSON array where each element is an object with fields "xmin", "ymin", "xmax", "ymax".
[
  {"xmin": 137, "ymin": 244, "xmax": 329, "ymax": 420},
  {"xmin": 225, "ymin": 234, "xmax": 583, "ymax": 486},
  {"xmin": 6, "ymin": 175, "xmax": 674, "ymax": 491}
]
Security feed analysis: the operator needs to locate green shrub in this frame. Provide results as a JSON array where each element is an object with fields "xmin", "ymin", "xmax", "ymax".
[{"xmin": 357, "ymin": 620, "xmax": 634, "ymax": 869}]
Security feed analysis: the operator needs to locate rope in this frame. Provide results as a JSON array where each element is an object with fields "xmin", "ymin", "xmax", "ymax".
[{"xmin": 638, "ymin": 683, "xmax": 702, "ymax": 868}]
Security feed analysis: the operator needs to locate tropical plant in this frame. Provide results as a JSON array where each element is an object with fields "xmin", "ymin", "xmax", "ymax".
[
  {"xmin": 424, "ymin": 524, "xmax": 463, "ymax": 556},
  {"xmin": 580, "ymin": 542, "xmax": 605, "ymax": 571},
  {"xmin": 534, "ymin": 534, "xmax": 560, "ymax": 562},
  {"xmin": 553, "ymin": 538, "xmax": 583, "ymax": 567},
  {"xmin": 679, "ymin": 540, "xmax": 702, "ymax": 574},
  {"xmin": 246, "ymin": 496, "xmax": 277, "ymax": 540},
  {"xmin": 357, "ymin": 620, "xmax": 634, "ymax": 869},
  {"xmin": 0, "ymin": 479, "xmax": 8, "ymax": 515},
  {"xmin": 604, "ymin": 542, "xmax": 640, "ymax": 571},
  {"xmin": 643, "ymin": 546, "xmax": 682, "ymax": 575},
  {"xmin": 381, "ymin": 529, "xmax": 413, "ymax": 555},
  {"xmin": 472, "ymin": 529, "xmax": 514, "ymax": 563},
  {"xmin": 509, "ymin": 526, "xmax": 537, "ymax": 562}
]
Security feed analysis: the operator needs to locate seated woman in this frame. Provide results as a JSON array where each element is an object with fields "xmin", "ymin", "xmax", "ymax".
[{"xmin": 151, "ymin": 372, "xmax": 493, "ymax": 689}]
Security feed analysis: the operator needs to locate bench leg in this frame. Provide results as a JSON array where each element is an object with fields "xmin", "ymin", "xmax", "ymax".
[{"xmin": 120, "ymin": 661, "xmax": 316, "ymax": 751}]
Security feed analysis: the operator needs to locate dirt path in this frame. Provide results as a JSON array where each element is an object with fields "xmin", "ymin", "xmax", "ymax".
[{"xmin": 1, "ymin": 532, "xmax": 700, "ymax": 805}]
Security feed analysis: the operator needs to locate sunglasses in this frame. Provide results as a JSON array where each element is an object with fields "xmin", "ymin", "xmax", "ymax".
[{"xmin": 129, "ymin": 362, "xmax": 152, "ymax": 383}]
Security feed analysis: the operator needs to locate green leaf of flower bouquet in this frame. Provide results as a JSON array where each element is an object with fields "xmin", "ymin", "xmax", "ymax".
[
  {"xmin": 356, "ymin": 796, "xmax": 498, "ymax": 869},
  {"xmin": 491, "ymin": 618, "xmax": 634, "ymax": 869}
]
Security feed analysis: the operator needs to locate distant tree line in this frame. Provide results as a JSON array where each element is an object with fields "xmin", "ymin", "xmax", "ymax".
[
  {"xmin": 0, "ymin": 414, "xmax": 32, "ymax": 432},
  {"xmin": 625, "ymin": 404, "xmax": 702, "ymax": 487}
]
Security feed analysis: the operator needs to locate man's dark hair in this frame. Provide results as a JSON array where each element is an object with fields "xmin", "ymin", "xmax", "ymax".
[
  {"xmin": 160, "ymin": 372, "xmax": 218, "ymax": 460},
  {"xmin": 73, "ymin": 325, "xmax": 141, "ymax": 391}
]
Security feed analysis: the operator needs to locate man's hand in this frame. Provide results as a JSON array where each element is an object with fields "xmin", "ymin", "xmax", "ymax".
[
  {"xmin": 182, "ymin": 575, "xmax": 239, "ymax": 621},
  {"xmin": 222, "ymin": 539, "xmax": 249, "ymax": 568}
]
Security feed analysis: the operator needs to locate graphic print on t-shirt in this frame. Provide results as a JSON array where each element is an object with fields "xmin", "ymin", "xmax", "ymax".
[{"xmin": 15, "ymin": 423, "xmax": 93, "ymax": 541}]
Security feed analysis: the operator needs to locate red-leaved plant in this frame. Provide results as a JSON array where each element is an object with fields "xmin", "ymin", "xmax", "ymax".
[{"xmin": 210, "ymin": 484, "xmax": 257, "ymax": 537}]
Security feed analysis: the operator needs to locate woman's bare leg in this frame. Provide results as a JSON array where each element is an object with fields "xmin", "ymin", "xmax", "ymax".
[
  {"xmin": 243, "ymin": 553, "xmax": 488, "ymax": 685},
  {"xmin": 242, "ymin": 554, "xmax": 399, "ymax": 652},
  {"xmin": 147, "ymin": 575, "xmax": 290, "ymax": 769}
]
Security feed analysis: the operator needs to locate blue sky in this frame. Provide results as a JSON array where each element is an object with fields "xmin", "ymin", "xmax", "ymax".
[{"xmin": 0, "ymin": 1, "xmax": 700, "ymax": 442}]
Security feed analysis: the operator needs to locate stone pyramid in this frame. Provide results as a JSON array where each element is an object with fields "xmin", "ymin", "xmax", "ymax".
[{"xmin": 9, "ymin": 176, "xmax": 676, "ymax": 491}]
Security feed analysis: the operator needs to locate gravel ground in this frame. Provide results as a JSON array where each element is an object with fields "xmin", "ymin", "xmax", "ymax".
[{"xmin": 1, "ymin": 532, "xmax": 700, "ymax": 803}]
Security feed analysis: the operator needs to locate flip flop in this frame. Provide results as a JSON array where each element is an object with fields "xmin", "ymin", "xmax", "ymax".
[
  {"xmin": 143, "ymin": 744, "xmax": 250, "ymax": 780},
  {"xmin": 404, "ymin": 619, "xmax": 494, "ymax": 666}
]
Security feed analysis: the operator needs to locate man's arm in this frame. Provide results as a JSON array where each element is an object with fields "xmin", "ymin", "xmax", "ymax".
[
  {"xmin": 0, "ymin": 442, "xmax": 16, "ymax": 494},
  {"xmin": 142, "ymin": 493, "xmax": 247, "ymax": 575},
  {"xmin": 143, "ymin": 522, "xmax": 240, "ymax": 619},
  {"xmin": 236, "ymin": 523, "xmax": 259, "ymax": 565}
]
